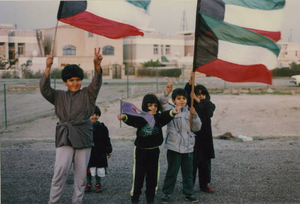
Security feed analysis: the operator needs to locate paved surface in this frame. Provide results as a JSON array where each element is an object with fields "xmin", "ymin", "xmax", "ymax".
[{"xmin": 1, "ymin": 138, "xmax": 300, "ymax": 204}]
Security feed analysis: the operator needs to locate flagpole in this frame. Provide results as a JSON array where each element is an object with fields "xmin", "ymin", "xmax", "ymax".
[
  {"xmin": 190, "ymin": 0, "xmax": 201, "ymax": 129},
  {"xmin": 51, "ymin": 20, "xmax": 59, "ymax": 56},
  {"xmin": 119, "ymin": 98, "xmax": 122, "ymax": 128}
]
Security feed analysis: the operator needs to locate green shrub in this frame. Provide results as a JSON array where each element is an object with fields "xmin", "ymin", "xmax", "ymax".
[{"xmin": 1, "ymin": 72, "xmax": 12, "ymax": 78}]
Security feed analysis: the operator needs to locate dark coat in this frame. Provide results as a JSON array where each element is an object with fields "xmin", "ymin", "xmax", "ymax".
[
  {"xmin": 185, "ymin": 83, "xmax": 216, "ymax": 160},
  {"xmin": 88, "ymin": 121, "xmax": 112, "ymax": 168},
  {"xmin": 124, "ymin": 110, "xmax": 174, "ymax": 149}
]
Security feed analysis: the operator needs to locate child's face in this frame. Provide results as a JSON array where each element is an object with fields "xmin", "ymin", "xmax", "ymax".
[
  {"xmin": 63, "ymin": 77, "xmax": 82, "ymax": 93},
  {"xmin": 90, "ymin": 113, "xmax": 99, "ymax": 123},
  {"xmin": 196, "ymin": 91, "xmax": 206, "ymax": 100},
  {"xmin": 147, "ymin": 103, "xmax": 158, "ymax": 115},
  {"xmin": 172, "ymin": 95, "xmax": 187, "ymax": 107}
]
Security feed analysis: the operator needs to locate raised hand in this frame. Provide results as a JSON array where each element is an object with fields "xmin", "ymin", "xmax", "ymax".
[
  {"xmin": 117, "ymin": 114, "xmax": 125, "ymax": 121},
  {"xmin": 190, "ymin": 107, "xmax": 197, "ymax": 116},
  {"xmin": 165, "ymin": 77, "xmax": 174, "ymax": 95},
  {"xmin": 189, "ymin": 71, "xmax": 193, "ymax": 85},
  {"xmin": 94, "ymin": 47, "xmax": 103, "ymax": 74},
  {"xmin": 172, "ymin": 105, "xmax": 183, "ymax": 115},
  {"xmin": 45, "ymin": 55, "xmax": 54, "ymax": 78}
]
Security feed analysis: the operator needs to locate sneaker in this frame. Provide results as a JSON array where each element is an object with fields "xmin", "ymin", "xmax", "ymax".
[
  {"xmin": 185, "ymin": 195, "xmax": 199, "ymax": 203},
  {"xmin": 161, "ymin": 194, "xmax": 170, "ymax": 203},
  {"xmin": 84, "ymin": 183, "xmax": 92, "ymax": 192},
  {"xmin": 95, "ymin": 183, "xmax": 103, "ymax": 193},
  {"xmin": 200, "ymin": 185, "xmax": 214, "ymax": 193}
]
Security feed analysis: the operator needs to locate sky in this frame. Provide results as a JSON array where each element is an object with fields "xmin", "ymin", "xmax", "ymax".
[{"xmin": 0, "ymin": 0, "xmax": 299, "ymax": 44}]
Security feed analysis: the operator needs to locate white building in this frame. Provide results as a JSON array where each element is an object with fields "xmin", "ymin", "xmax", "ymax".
[{"xmin": 277, "ymin": 42, "xmax": 300, "ymax": 67}]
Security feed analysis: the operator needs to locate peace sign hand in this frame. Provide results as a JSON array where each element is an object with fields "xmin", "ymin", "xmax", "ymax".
[
  {"xmin": 94, "ymin": 47, "xmax": 103, "ymax": 74},
  {"xmin": 165, "ymin": 77, "xmax": 174, "ymax": 95},
  {"xmin": 172, "ymin": 105, "xmax": 183, "ymax": 115}
]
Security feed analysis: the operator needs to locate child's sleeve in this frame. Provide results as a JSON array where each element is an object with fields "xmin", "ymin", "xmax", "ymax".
[
  {"xmin": 87, "ymin": 70, "xmax": 103, "ymax": 102},
  {"xmin": 39, "ymin": 73, "xmax": 56, "ymax": 105},
  {"xmin": 158, "ymin": 110, "xmax": 174, "ymax": 127},
  {"xmin": 159, "ymin": 93, "xmax": 172, "ymax": 112},
  {"xmin": 191, "ymin": 114, "xmax": 202, "ymax": 133},
  {"xmin": 123, "ymin": 114, "xmax": 141, "ymax": 128}
]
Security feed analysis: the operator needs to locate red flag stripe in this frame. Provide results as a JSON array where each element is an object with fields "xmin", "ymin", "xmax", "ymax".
[
  {"xmin": 60, "ymin": 11, "xmax": 144, "ymax": 39},
  {"xmin": 196, "ymin": 59, "xmax": 273, "ymax": 85},
  {"xmin": 244, "ymin": 27, "xmax": 281, "ymax": 42}
]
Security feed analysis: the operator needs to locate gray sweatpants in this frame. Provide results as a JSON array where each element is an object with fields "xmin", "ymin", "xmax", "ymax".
[{"xmin": 49, "ymin": 146, "xmax": 91, "ymax": 204}]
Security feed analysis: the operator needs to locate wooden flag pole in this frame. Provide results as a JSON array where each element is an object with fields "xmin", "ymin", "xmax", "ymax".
[
  {"xmin": 119, "ymin": 98, "xmax": 122, "ymax": 128},
  {"xmin": 50, "ymin": 20, "xmax": 59, "ymax": 56},
  {"xmin": 190, "ymin": 71, "xmax": 195, "ymax": 129}
]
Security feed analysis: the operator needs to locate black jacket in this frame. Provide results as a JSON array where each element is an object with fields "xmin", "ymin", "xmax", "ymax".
[
  {"xmin": 185, "ymin": 83, "xmax": 216, "ymax": 160},
  {"xmin": 88, "ymin": 121, "xmax": 112, "ymax": 168},
  {"xmin": 124, "ymin": 111, "xmax": 174, "ymax": 149}
]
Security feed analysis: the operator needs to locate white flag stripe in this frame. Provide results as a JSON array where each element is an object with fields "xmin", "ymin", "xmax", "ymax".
[
  {"xmin": 87, "ymin": 0, "xmax": 151, "ymax": 30},
  {"xmin": 224, "ymin": 4, "xmax": 284, "ymax": 32},
  {"xmin": 218, "ymin": 40, "xmax": 278, "ymax": 69}
]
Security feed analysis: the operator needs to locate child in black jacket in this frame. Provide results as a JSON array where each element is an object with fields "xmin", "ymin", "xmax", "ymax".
[
  {"xmin": 85, "ymin": 106, "xmax": 112, "ymax": 193},
  {"xmin": 185, "ymin": 72, "xmax": 216, "ymax": 193},
  {"xmin": 117, "ymin": 93, "xmax": 180, "ymax": 204}
]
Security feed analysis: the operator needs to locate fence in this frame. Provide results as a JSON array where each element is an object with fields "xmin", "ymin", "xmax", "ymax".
[{"xmin": 1, "ymin": 74, "xmax": 293, "ymax": 130}]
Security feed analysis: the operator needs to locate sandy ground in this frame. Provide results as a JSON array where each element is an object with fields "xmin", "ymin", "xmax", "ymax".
[{"xmin": 1, "ymin": 93, "xmax": 300, "ymax": 143}]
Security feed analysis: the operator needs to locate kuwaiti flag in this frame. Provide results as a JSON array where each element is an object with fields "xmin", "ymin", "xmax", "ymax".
[
  {"xmin": 57, "ymin": 0, "xmax": 151, "ymax": 39},
  {"xmin": 120, "ymin": 100, "xmax": 155, "ymax": 129},
  {"xmin": 194, "ymin": 0, "xmax": 285, "ymax": 85}
]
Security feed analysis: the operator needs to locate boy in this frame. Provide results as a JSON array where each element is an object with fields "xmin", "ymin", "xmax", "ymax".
[
  {"xmin": 85, "ymin": 106, "xmax": 112, "ymax": 193},
  {"xmin": 40, "ymin": 48, "xmax": 103, "ymax": 204},
  {"xmin": 159, "ymin": 78, "xmax": 202, "ymax": 203}
]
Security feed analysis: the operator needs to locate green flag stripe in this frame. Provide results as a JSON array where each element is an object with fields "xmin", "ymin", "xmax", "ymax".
[
  {"xmin": 200, "ymin": 12, "xmax": 280, "ymax": 56},
  {"xmin": 222, "ymin": 0, "xmax": 285, "ymax": 10},
  {"xmin": 126, "ymin": 0, "xmax": 151, "ymax": 10}
]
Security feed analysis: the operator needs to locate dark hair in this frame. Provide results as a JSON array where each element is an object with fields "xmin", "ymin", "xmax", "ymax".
[
  {"xmin": 142, "ymin": 93, "xmax": 161, "ymax": 113},
  {"xmin": 61, "ymin": 64, "xmax": 84, "ymax": 82},
  {"xmin": 94, "ymin": 106, "xmax": 101, "ymax": 117},
  {"xmin": 194, "ymin": 84, "xmax": 210, "ymax": 100},
  {"xmin": 171, "ymin": 88, "xmax": 187, "ymax": 100}
]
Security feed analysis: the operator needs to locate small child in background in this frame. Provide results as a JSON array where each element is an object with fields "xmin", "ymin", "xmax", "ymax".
[
  {"xmin": 159, "ymin": 78, "xmax": 202, "ymax": 203},
  {"xmin": 117, "ymin": 93, "xmax": 180, "ymax": 204},
  {"xmin": 85, "ymin": 106, "xmax": 112, "ymax": 193}
]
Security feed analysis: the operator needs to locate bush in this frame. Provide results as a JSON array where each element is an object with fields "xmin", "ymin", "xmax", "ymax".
[
  {"xmin": 50, "ymin": 69, "xmax": 62, "ymax": 79},
  {"xmin": 272, "ymin": 67, "xmax": 300, "ymax": 77},
  {"xmin": 1, "ymin": 72, "xmax": 12, "ymax": 79},
  {"xmin": 138, "ymin": 68, "xmax": 182, "ymax": 77}
]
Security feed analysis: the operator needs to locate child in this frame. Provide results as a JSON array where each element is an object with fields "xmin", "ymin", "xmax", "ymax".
[
  {"xmin": 185, "ymin": 72, "xmax": 216, "ymax": 193},
  {"xmin": 40, "ymin": 48, "xmax": 103, "ymax": 204},
  {"xmin": 159, "ymin": 78, "xmax": 202, "ymax": 203},
  {"xmin": 117, "ymin": 93, "xmax": 181, "ymax": 204},
  {"xmin": 85, "ymin": 106, "xmax": 112, "ymax": 193}
]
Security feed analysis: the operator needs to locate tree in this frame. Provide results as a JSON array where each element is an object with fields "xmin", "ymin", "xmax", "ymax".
[{"xmin": 0, "ymin": 56, "xmax": 9, "ymax": 69}]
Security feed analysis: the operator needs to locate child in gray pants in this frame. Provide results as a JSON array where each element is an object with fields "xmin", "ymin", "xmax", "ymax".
[{"xmin": 40, "ymin": 48, "xmax": 103, "ymax": 204}]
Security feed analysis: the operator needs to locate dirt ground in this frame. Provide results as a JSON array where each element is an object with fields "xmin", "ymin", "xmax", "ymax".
[{"xmin": 1, "ymin": 78, "xmax": 300, "ymax": 203}]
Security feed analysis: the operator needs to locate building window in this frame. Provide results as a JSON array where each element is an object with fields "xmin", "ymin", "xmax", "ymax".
[
  {"xmin": 102, "ymin": 46, "xmax": 114, "ymax": 55},
  {"xmin": 166, "ymin": 45, "xmax": 170, "ymax": 55},
  {"xmin": 63, "ymin": 45, "xmax": 76, "ymax": 55},
  {"xmin": 296, "ymin": 51, "xmax": 298, "ymax": 57},
  {"xmin": 161, "ymin": 45, "xmax": 163, "ymax": 55},
  {"xmin": 88, "ymin": 32, "xmax": 93, "ymax": 37},
  {"xmin": 153, "ymin": 45, "xmax": 158, "ymax": 55},
  {"xmin": 0, "ymin": 43, "xmax": 5, "ymax": 57},
  {"xmin": 18, "ymin": 43, "xmax": 25, "ymax": 56}
]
